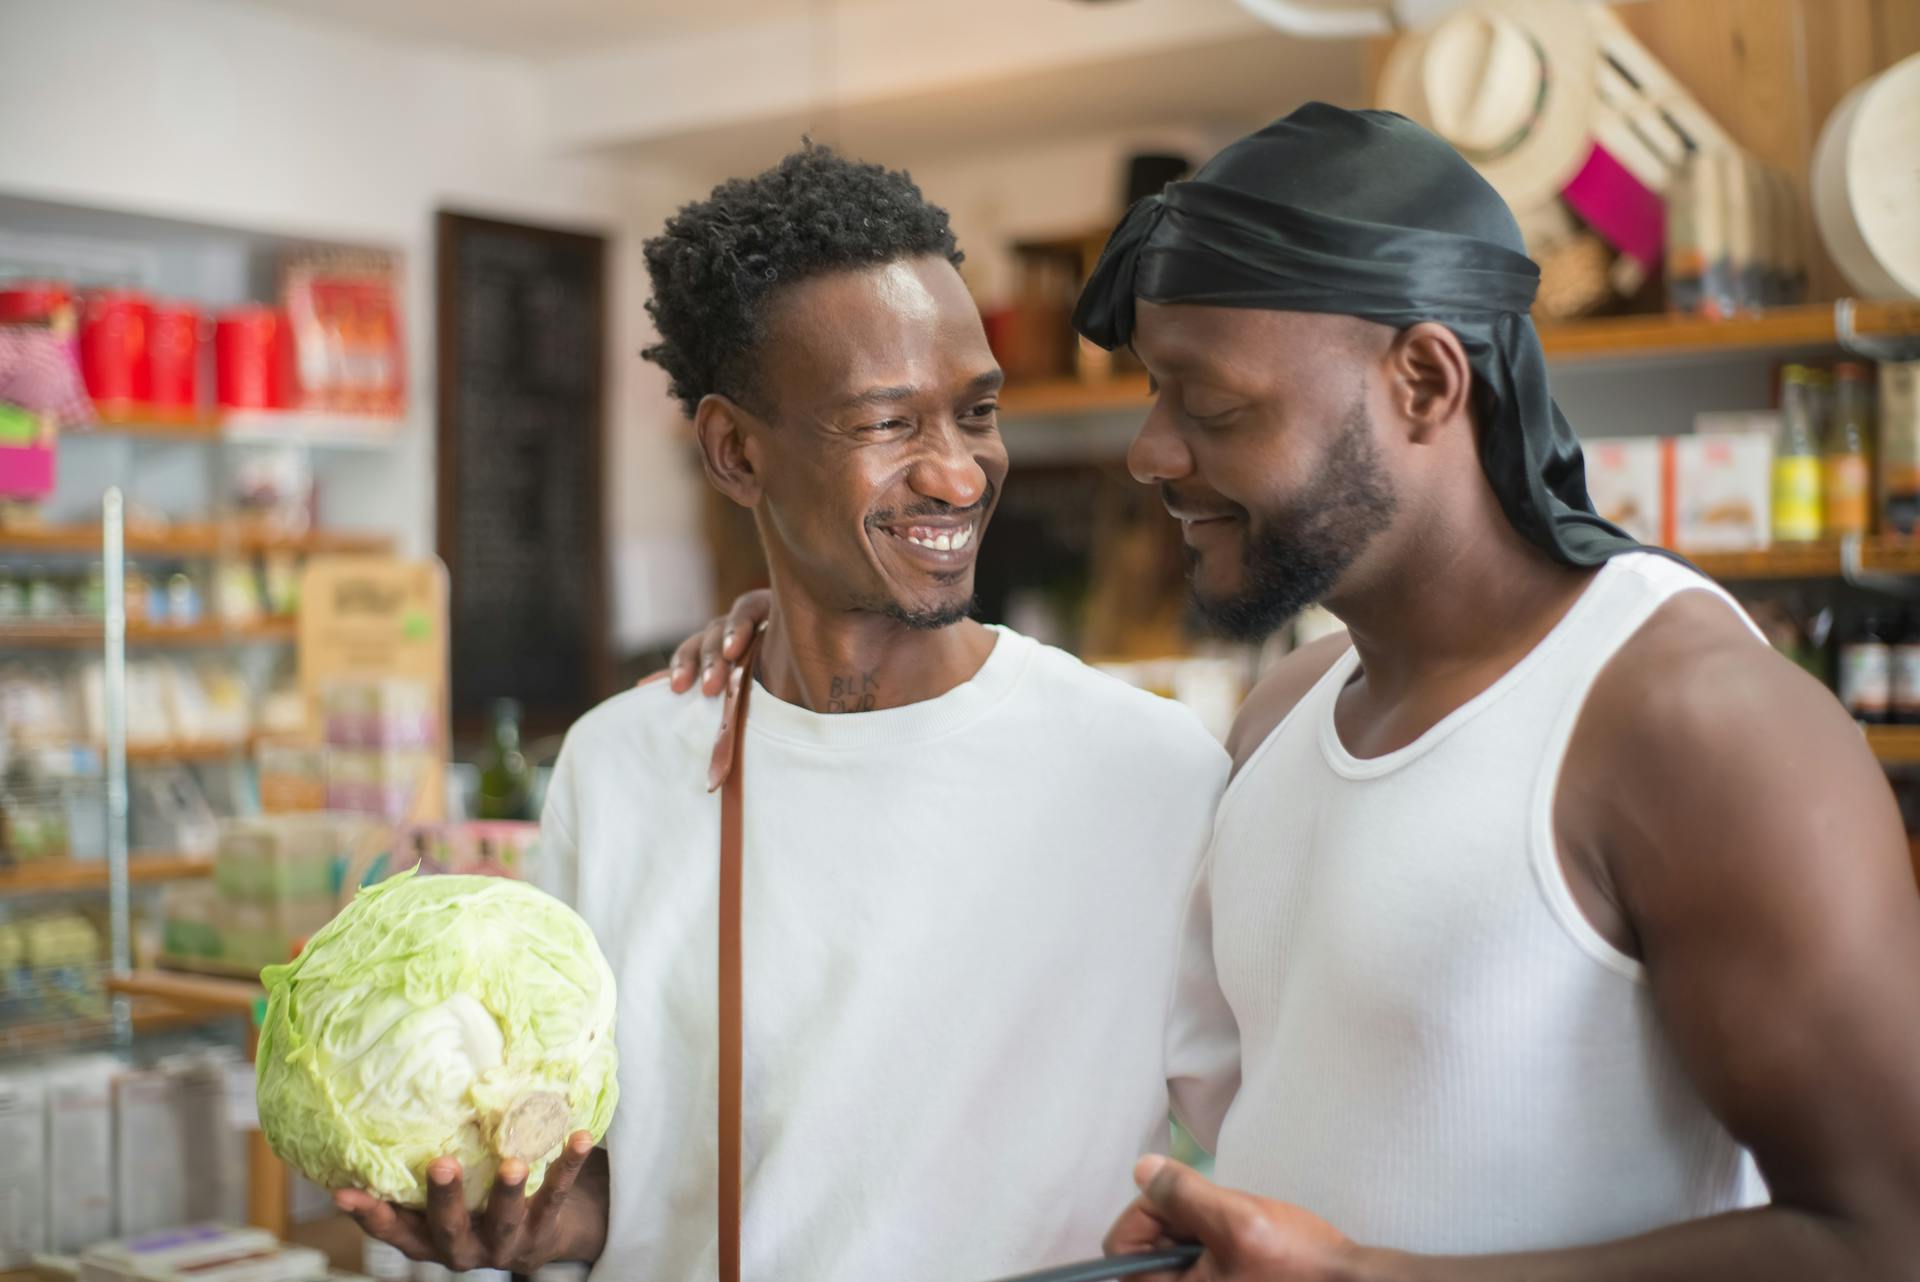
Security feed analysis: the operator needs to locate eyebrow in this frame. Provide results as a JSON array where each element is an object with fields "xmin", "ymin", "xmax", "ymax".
[{"xmin": 833, "ymin": 369, "xmax": 1004, "ymax": 412}]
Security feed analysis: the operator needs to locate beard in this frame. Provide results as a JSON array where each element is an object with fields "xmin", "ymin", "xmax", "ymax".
[
  {"xmin": 1187, "ymin": 392, "xmax": 1398, "ymax": 641},
  {"xmin": 879, "ymin": 594, "xmax": 983, "ymax": 629}
]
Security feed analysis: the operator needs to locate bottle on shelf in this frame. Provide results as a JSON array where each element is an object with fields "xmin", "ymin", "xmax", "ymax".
[
  {"xmin": 1838, "ymin": 611, "xmax": 1892, "ymax": 726},
  {"xmin": 1891, "ymin": 608, "xmax": 1920, "ymax": 727},
  {"xmin": 475, "ymin": 697, "xmax": 534, "ymax": 821},
  {"xmin": 1772, "ymin": 364, "xmax": 1824, "ymax": 544},
  {"xmin": 1823, "ymin": 362, "xmax": 1874, "ymax": 539},
  {"xmin": 1883, "ymin": 360, "xmax": 1920, "ymax": 537}
]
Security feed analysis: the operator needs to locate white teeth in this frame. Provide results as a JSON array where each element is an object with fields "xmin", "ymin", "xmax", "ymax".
[{"xmin": 897, "ymin": 525, "xmax": 974, "ymax": 552}]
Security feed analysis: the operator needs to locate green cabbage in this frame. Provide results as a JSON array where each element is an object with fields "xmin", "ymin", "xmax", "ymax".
[{"xmin": 256, "ymin": 870, "xmax": 618, "ymax": 1209}]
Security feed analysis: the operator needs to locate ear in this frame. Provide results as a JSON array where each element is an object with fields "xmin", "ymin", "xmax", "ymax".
[
  {"xmin": 693, "ymin": 394, "xmax": 766, "ymax": 508},
  {"xmin": 1385, "ymin": 322, "xmax": 1473, "ymax": 444}
]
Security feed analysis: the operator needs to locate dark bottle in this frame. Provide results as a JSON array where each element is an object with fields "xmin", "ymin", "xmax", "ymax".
[
  {"xmin": 1891, "ymin": 609, "xmax": 1920, "ymax": 727},
  {"xmin": 1839, "ymin": 613, "xmax": 1893, "ymax": 725},
  {"xmin": 475, "ymin": 697, "xmax": 534, "ymax": 821}
]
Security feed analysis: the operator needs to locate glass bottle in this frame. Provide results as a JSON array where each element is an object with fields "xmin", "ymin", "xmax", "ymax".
[
  {"xmin": 475, "ymin": 698, "xmax": 534, "ymax": 821},
  {"xmin": 1772, "ymin": 365, "xmax": 1824, "ymax": 544},
  {"xmin": 1823, "ymin": 362, "xmax": 1873, "ymax": 538}
]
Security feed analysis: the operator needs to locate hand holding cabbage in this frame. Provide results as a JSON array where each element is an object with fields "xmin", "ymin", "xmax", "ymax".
[{"xmin": 255, "ymin": 871, "xmax": 619, "ymax": 1267}]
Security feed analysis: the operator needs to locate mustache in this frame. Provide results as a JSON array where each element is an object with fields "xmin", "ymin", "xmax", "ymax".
[
  {"xmin": 1160, "ymin": 484, "xmax": 1244, "ymax": 521},
  {"xmin": 868, "ymin": 478, "xmax": 998, "ymax": 527}
]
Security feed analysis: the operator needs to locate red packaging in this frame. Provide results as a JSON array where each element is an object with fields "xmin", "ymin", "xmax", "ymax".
[
  {"xmin": 216, "ymin": 306, "xmax": 286, "ymax": 409},
  {"xmin": 80, "ymin": 289, "xmax": 152, "ymax": 408},
  {"xmin": 0, "ymin": 281, "xmax": 76, "ymax": 335},
  {"xmin": 147, "ymin": 301, "xmax": 201, "ymax": 418}
]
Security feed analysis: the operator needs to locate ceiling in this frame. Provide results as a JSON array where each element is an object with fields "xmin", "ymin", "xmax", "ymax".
[
  {"xmin": 606, "ymin": 27, "xmax": 1367, "ymax": 175},
  {"xmin": 212, "ymin": 0, "xmax": 841, "ymax": 57}
]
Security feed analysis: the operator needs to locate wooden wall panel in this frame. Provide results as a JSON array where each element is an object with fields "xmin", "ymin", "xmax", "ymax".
[{"xmin": 1368, "ymin": 0, "xmax": 1920, "ymax": 304}]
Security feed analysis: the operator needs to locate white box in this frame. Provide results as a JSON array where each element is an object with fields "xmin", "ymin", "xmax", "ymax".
[
  {"xmin": 113, "ymin": 1070, "xmax": 189, "ymax": 1238},
  {"xmin": 80, "ymin": 1224, "xmax": 323, "ymax": 1282},
  {"xmin": 1671, "ymin": 432, "xmax": 1774, "ymax": 552},
  {"xmin": 47, "ymin": 1055, "xmax": 121, "ymax": 1254},
  {"xmin": 1584, "ymin": 437, "xmax": 1666, "ymax": 546},
  {"xmin": 162, "ymin": 1052, "xmax": 248, "ymax": 1228},
  {"xmin": 0, "ymin": 1067, "xmax": 48, "ymax": 1267}
]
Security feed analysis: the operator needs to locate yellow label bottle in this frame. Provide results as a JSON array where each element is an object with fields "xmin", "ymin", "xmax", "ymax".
[{"xmin": 1773, "ymin": 456, "xmax": 1824, "ymax": 542}]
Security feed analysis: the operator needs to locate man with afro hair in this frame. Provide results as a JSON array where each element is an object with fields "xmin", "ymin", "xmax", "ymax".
[{"xmin": 344, "ymin": 143, "xmax": 1235, "ymax": 1282}]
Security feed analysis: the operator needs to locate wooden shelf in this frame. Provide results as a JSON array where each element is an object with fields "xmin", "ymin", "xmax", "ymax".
[
  {"xmin": 0, "ymin": 617, "xmax": 297, "ymax": 647},
  {"xmin": 79, "ymin": 408, "xmax": 401, "ymax": 449},
  {"xmin": 1002, "ymin": 374, "xmax": 1150, "ymax": 418},
  {"xmin": 109, "ymin": 968, "xmax": 264, "ymax": 1020},
  {"xmin": 0, "ymin": 995, "xmax": 220, "ymax": 1057},
  {"xmin": 1868, "ymin": 726, "xmax": 1920, "ymax": 765},
  {"xmin": 1684, "ymin": 538, "xmax": 1920, "ymax": 582},
  {"xmin": 1539, "ymin": 300, "xmax": 1920, "ymax": 363},
  {"xmin": 998, "ymin": 301, "xmax": 1920, "ymax": 418},
  {"xmin": 0, "ymin": 853, "xmax": 212, "ymax": 894},
  {"xmin": 126, "ymin": 739, "xmax": 254, "ymax": 764},
  {"xmin": 0, "ymin": 522, "xmax": 390, "ymax": 556}
]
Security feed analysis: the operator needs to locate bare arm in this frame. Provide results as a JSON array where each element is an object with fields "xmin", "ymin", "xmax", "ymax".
[{"xmin": 1108, "ymin": 597, "xmax": 1920, "ymax": 1281}]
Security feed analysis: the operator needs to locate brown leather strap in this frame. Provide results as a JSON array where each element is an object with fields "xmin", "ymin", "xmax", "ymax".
[{"xmin": 715, "ymin": 633, "xmax": 760, "ymax": 1282}]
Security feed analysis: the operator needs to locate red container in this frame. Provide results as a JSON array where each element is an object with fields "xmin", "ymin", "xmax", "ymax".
[
  {"xmin": 147, "ymin": 302, "xmax": 202, "ymax": 418},
  {"xmin": 0, "ymin": 281, "xmax": 76, "ymax": 335},
  {"xmin": 216, "ymin": 306, "xmax": 286, "ymax": 409},
  {"xmin": 80, "ymin": 290, "xmax": 153, "ymax": 408}
]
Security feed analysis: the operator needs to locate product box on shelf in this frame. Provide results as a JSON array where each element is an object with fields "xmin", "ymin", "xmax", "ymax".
[
  {"xmin": 112, "ymin": 1068, "xmax": 189, "ymax": 1238},
  {"xmin": 46, "ymin": 1054, "xmax": 118, "ymax": 1254},
  {"xmin": 0, "ymin": 1066, "xmax": 47, "ymax": 1268},
  {"xmin": 163, "ymin": 1050, "xmax": 247, "ymax": 1228},
  {"xmin": 1583, "ymin": 437, "xmax": 1666, "ymax": 547},
  {"xmin": 1669, "ymin": 430, "xmax": 1774, "ymax": 553},
  {"xmin": 79, "ymin": 1223, "xmax": 326, "ymax": 1282},
  {"xmin": 391, "ymin": 821, "xmax": 539, "ymax": 881}
]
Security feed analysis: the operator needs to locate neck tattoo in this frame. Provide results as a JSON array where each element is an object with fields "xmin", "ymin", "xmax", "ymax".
[{"xmin": 826, "ymin": 670, "xmax": 879, "ymax": 714}]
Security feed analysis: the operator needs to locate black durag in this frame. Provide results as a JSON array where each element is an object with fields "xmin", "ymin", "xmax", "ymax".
[{"xmin": 1073, "ymin": 102, "xmax": 1642, "ymax": 568}]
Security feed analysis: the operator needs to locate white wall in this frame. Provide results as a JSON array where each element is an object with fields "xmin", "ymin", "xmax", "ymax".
[{"xmin": 0, "ymin": 0, "xmax": 712, "ymax": 648}]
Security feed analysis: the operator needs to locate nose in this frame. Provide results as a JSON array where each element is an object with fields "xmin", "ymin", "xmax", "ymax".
[
  {"xmin": 908, "ymin": 419, "xmax": 992, "ymax": 509},
  {"xmin": 1127, "ymin": 395, "xmax": 1195, "ymax": 486}
]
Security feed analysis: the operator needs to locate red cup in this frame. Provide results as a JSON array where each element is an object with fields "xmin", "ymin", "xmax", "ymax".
[
  {"xmin": 80, "ymin": 290, "xmax": 153, "ymax": 408},
  {"xmin": 0, "ymin": 281, "xmax": 76, "ymax": 335},
  {"xmin": 147, "ymin": 302, "xmax": 202, "ymax": 418},
  {"xmin": 216, "ymin": 306, "xmax": 285, "ymax": 410}
]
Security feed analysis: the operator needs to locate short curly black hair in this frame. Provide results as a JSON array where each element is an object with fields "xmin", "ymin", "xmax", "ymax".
[{"xmin": 641, "ymin": 142, "xmax": 964, "ymax": 418}]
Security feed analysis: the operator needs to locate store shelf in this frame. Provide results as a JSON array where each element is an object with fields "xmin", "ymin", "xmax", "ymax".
[
  {"xmin": 0, "ymin": 995, "xmax": 219, "ymax": 1057},
  {"xmin": 1002, "ymin": 374, "xmax": 1150, "ymax": 418},
  {"xmin": 1540, "ymin": 300, "xmax": 1920, "ymax": 363},
  {"xmin": 0, "ymin": 522, "xmax": 391, "ymax": 556},
  {"xmin": 0, "ymin": 853, "xmax": 212, "ymax": 894},
  {"xmin": 79, "ymin": 408, "xmax": 402, "ymax": 449},
  {"xmin": 0, "ymin": 617, "xmax": 297, "ymax": 647},
  {"xmin": 1868, "ymin": 726, "xmax": 1920, "ymax": 765},
  {"xmin": 999, "ymin": 301, "xmax": 1920, "ymax": 418},
  {"xmin": 108, "ymin": 968, "xmax": 264, "ymax": 1020},
  {"xmin": 1684, "ymin": 538, "xmax": 1920, "ymax": 582},
  {"xmin": 126, "ymin": 739, "xmax": 254, "ymax": 764}
]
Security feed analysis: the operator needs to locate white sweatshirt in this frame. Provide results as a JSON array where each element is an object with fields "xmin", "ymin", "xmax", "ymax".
[{"xmin": 539, "ymin": 627, "xmax": 1231, "ymax": 1282}]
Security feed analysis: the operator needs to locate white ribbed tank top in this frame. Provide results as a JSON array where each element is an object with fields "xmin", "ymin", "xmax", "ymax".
[{"xmin": 1208, "ymin": 552, "xmax": 1767, "ymax": 1252}]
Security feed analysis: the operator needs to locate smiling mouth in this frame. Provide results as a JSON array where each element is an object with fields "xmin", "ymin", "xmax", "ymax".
[{"xmin": 882, "ymin": 523, "xmax": 976, "ymax": 553}]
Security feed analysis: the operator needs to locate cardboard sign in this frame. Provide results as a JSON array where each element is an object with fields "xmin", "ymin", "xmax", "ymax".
[{"xmin": 297, "ymin": 556, "xmax": 449, "ymax": 823}]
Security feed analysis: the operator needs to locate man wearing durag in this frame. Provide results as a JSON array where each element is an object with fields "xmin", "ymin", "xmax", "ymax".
[{"xmin": 1084, "ymin": 103, "xmax": 1920, "ymax": 1281}]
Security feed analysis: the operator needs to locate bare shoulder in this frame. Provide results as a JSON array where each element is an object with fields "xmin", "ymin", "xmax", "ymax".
[
  {"xmin": 1571, "ymin": 586, "xmax": 1904, "ymax": 909},
  {"xmin": 1584, "ymin": 587, "xmax": 1851, "ymax": 769},
  {"xmin": 1226, "ymin": 631, "xmax": 1354, "ymax": 776}
]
